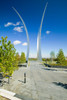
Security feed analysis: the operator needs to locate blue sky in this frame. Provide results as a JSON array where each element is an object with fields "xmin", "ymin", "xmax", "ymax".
[{"xmin": 0, "ymin": 0, "xmax": 67, "ymax": 58}]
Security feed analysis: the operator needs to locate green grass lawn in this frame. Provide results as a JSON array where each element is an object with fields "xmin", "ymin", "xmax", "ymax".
[
  {"xmin": 43, "ymin": 60, "xmax": 67, "ymax": 67},
  {"xmin": 43, "ymin": 61, "xmax": 57, "ymax": 65}
]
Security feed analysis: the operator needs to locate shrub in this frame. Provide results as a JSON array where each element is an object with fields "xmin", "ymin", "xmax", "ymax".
[{"xmin": 42, "ymin": 58, "xmax": 46, "ymax": 61}]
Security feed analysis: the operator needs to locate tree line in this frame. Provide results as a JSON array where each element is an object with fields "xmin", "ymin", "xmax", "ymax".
[
  {"xmin": 50, "ymin": 49, "xmax": 67, "ymax": 65},
  {"xmin": 43, "ymin": 49, "xmax": 67, "ymax": 66}
]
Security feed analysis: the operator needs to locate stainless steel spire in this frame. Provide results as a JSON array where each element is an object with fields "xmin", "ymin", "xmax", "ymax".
[
  {"xmin": 37, "ymin": 2, "xmax": 48, "ymax": 61},
  {"xmin": 12, "ymin": 7, "xmax": 29, "ymax": 62}
]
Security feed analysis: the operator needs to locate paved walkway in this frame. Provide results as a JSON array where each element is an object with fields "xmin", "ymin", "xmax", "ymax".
[{"xmin": 0, "ymin": 61, "xmax": 67, "ymax": 100}]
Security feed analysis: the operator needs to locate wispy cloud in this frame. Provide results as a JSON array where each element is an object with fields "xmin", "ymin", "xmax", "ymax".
[
  {"xmin": 4, "ymin": 22, "xmax": 20, "ymax": 27},
  {"xmin": 22, "ymin": 42, "xmax": 27, "ymax": 46},
  {"xmin": 13, "ymin": 26, "xmax": 23, "ymax": 32},
  {"xmin": 13, "ymin": 40, "xmax": 21, "ymax": 45},
  {"xmin": 4, "ymin": 22, "xmax": 14, "ymax": 27},
  {"xmin": 15, "ymin": 22, "xmax": 20, "ymax": 26},
  {"xmin": 46, "ymin": 31, "xmax": 51, "ymax": 34}
]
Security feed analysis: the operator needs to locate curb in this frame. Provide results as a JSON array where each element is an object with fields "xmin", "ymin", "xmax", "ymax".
[{"xmin": 0, "ymin": 89, "xmax": 21, "ymax": 100}]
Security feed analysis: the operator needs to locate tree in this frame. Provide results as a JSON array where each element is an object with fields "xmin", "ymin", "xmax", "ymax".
[
  {"xmin": 57, "ymin": 49, "xmax": 66, "ymax": 65},
  {"xmin": 0, "ymin": 36, "xmax": 18, "ymax": 76},
  {"xmin": 15, "ymin": 52, "xmax": 20, "ymax": 63},
  {"xmin": 20, "ymin": 52, "xmax": 26, "ymax": 63},
  {"xmin": 50, "ymin": 51, "xmax": 55, "ymax": 62}
]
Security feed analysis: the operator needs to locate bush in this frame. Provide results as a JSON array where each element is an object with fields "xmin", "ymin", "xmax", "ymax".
[
  {"xmin": 54, "ymin": 58, "xmax": 58, "ymax": 61},
  {"xmin": 42, "ymin": 58, "xmax": 46, "ymax": 61},
  {"xmin": 46, "ymin": 58, "xmax": 50, "ymax": 61},
  {"xmin": 29, "ymin": 58, "xmax": 37, "ymax": 61}
]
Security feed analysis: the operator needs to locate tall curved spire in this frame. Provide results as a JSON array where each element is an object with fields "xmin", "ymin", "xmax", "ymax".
[
  {"xmin": 37, "ymin": 2, "xmax": 48, "ymax": 61},
  {"xmin": 12, "ymin": 7, "xmax": 29, "ymax": 62},
  {"xmin": 39, "ymin": 2, "xmax": 48, "ymax": 36}
]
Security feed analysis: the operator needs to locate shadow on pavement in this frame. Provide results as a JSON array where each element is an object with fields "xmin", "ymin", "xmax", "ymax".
[
  {"xmin": 0, "ymin": 73, "xmax": 9, "ymax": 86},
  {"xmin": 18, "ymin": 80, "xmax": 24, "ymax": 83},
  {"xmin": 53, "ymin": 82, "xmax": 67, "ymax": 89},
  {"xmin": 42, "ymin": 68, "xmax": 57, "ymax": 71}
]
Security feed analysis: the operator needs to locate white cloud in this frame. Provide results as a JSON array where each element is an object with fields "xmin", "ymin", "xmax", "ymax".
[
  {"xmin": 13, "ymin": 40, "xmax": 21, "ymax": 45},
  {"xmin": 4, "ymin": 22, "xmax": 14, "ymax": 27},
  {"xmin": 13, "ymin": 26, "xmax": 23, "ymax": 32},
  {"xmin": 15, "ymin": 22, "xmax": 20, "ymax": 26},
  {"xmin": 22, "ymin": 42, "xmax": 27, "ymax": 46},
  {"xmin": 4, "ymin": 22, "xmax": 20, "ymax": 27},
  {"xmin": 46, "ymin": 31, "xmax": 51, "ymax": 34},
  {"xmin": 4, "ymin": 22, "xmax": 23, "ymax": 33}
]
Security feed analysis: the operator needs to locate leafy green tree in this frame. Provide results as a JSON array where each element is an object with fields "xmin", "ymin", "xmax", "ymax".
[
  {"xmin": 50, "ymin": 51, "xmax": 55, "ymax": 62},
  {"xmin": 20, "ymin": 52, "xmax": 26, "ymax": 63},
  {"xmin": 0, "ymin": 36, "xmax": 18, "ymax": 76},
  {"xmin": 57, "ymin": 49, "xmax": 66, "ymax": 65}
]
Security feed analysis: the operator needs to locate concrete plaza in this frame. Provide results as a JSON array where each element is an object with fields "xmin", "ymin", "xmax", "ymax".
[{"xmin": 1, "ymin": 61, "xmax": 67, "ymax": 100}]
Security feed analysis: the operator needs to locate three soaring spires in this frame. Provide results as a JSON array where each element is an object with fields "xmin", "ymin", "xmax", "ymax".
[{"xmin": 12, "ymin": 2, "xmax": 48, "ymax": 62}]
